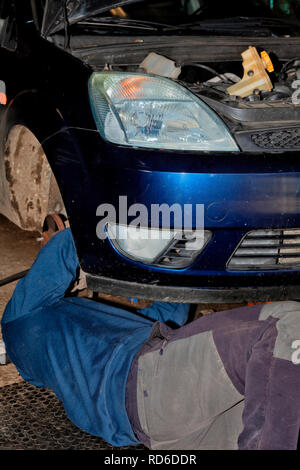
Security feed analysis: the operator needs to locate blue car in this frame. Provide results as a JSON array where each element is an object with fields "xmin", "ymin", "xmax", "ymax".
[{"xmin": 2, "ymin": 0, "xmax": 300, "ymax": 303}]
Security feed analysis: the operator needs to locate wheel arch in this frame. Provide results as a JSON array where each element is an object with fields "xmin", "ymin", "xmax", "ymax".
[{"xmin": 0, "ymin": 90, "xmax": 69, "ymax": 231}]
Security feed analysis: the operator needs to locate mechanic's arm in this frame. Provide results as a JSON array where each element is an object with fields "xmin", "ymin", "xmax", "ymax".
[{"xmin": 2, "ymin": 229, "xmax": 78, "ymax": 324}]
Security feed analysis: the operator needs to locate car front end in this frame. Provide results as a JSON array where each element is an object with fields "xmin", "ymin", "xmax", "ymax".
[{"xmin": 5, "ymin": 0, "xmax": 300, "ymax": 302}]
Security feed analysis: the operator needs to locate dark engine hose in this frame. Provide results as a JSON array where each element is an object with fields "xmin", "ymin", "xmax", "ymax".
[{"xmin": 182, "ymin": 63, "xmax": 235, "ymax": 84}]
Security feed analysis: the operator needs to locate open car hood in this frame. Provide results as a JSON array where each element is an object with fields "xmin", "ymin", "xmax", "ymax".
[{"xmin": 41, "ymin": 0, "xmax": 140, "ymax": 37}]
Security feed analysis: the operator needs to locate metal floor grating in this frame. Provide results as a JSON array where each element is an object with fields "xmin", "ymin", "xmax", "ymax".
[
  {"xmin": 0, "ymin": 381, "xmax": 145, "ymax": 450},
  {"xmin": 0, "ymin": 381, "xmax": 299, "ymax": 450}
]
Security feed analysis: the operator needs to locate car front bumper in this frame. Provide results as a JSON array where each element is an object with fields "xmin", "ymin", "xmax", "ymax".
[
  {"xmin": 45, "ymin": 128, "xmax": 300, "ymax": 302},
  {"xmin": 86, "ymin": 272, "xmax": 300, "ymax": 303}
]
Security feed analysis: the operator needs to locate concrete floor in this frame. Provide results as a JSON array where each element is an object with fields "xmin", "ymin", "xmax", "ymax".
[
  {"xmin": 0, "ymin": 215, "xmax": 41, "ymax": 387},
  {"xmin": 0, "ymin": 215, "xmax": 40, "ymax": 323}
]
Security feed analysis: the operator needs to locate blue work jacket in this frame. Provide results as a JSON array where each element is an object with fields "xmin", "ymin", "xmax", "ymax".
[{"xmin": 1, "ymin": 229, "xmax": 189, "ymax": 446}]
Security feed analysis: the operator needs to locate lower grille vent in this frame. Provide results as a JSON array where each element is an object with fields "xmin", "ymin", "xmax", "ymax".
[{"xmin": 228, "ymin": 229, "xmax": 300, "ymax": 270}]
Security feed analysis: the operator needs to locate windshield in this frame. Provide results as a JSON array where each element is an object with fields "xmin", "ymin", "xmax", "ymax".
[
  {"xmin": 96, "ymin": 0, "xmax": 300, "ymax": 24},
  {"xmin": 42, "ymin": 0, "xmax": 300, "ymax": 36}
]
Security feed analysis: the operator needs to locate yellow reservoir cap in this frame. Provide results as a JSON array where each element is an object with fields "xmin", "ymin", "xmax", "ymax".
[{"xmin": 260, "ymin": 51, "xmax": 274, "ymax": 73}]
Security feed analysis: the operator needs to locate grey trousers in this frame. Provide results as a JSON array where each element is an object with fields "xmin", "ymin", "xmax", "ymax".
[{"xmin": 126, "ymin": 301, "xmax": 300, "ymax": 450}]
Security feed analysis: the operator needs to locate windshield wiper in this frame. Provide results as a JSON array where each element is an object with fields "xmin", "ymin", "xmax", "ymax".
[
  {"xmin": 78, "ymin": 17, "xmax": 179, "ymax": 32},
  {"xmin": 76, "ymin": 15, "xmax": 300, "ymax": 36}
]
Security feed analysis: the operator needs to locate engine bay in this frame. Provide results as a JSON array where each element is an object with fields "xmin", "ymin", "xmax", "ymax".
[
  {"xmin": 136, "ymin": 48, "xmax": 300, "ymax": 129},
  {"xmin": 134, "ymin": 47, "xmax": 300, "ymax": 151},
  {"xmin": 51, "ymin": 29, "xmax": 300, "ymax": 151}
]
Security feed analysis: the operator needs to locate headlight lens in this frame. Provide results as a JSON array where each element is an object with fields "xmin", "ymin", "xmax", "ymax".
[
  {"xmin": 89, "ymin": 72, "xmax": 239, "ymax": 151},
  {"xmin": 107, "ymin": 223, "xmax": 212, "ymax": 268}
]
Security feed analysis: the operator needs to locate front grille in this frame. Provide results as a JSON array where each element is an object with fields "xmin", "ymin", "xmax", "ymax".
[
  {"xmin": 155, "ymin": 231, "xmax": 212, "ymax": 269},
  {"xmin": 228, "ymin": 229, "xmax": 300, "ymax": 270},
  {"xmin": 251, "ymin": 128, "xmax": 300, "ymax": 149}
]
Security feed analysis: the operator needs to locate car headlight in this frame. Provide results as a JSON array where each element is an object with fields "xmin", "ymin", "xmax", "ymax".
[
  {"xmin": 107, "ymin": 223, "xmax": 212, "ymax": 268},
  {"xmin": 89, "ymin": 72, "xmax": 239, "ymax": 151}
]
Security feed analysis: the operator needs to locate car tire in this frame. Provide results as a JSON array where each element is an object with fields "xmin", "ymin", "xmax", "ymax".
[{"xmin": 1, "ymin": 124, "xmax": 66, "ymax": 232}]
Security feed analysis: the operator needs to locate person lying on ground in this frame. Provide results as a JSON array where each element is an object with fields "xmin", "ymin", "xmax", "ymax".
[{"xmin": 2, "ymin": 223, "xmax": 300, "ymax": 450}]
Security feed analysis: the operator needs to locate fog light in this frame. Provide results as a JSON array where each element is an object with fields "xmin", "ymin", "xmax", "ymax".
[
  {"xmin": 107, "ymin": 223, "xmax": 212, "ymax": 267},
  {"xmin": 107, "ymin": 223, "xmax": 174, "ymax": 262}
]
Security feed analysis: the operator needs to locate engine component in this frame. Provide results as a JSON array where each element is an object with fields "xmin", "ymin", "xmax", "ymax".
[
  {"xmin": 227, "ymin": 46, "xmax": 273, "ymax": 98},
  {"xmin": 140, "ymin": 52, "xmax": 181, "ymax": 79},
  {"xmin": 198, "ymin": 94, "xmax": 300, "ymax": 123}
]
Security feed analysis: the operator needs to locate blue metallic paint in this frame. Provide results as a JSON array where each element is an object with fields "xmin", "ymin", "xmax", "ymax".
[{"xmin": 42, "ymin": 127, "xmax": 300, "ymax": 291}]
